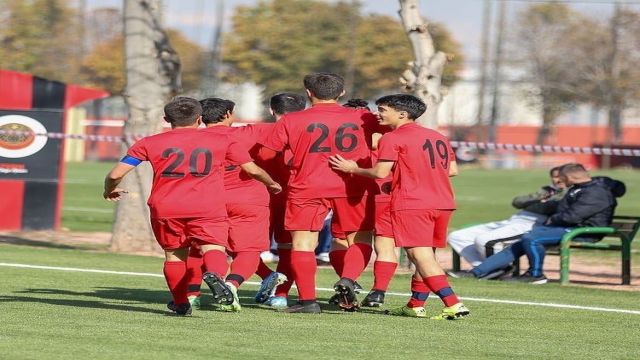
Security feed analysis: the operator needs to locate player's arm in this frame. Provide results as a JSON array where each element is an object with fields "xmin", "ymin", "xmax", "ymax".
[
  {"xmin": 239, "ymin": 161, "xmax": 282, "ymax": 194},
  {"xmin": 449, "ymin": 160, "xmax": 458, "ymax": 177},
  {"xmin": 103, "ymin": 156, "xmax": 139, "ymax": 201},
  {"xmin": 329, "ymin": 154, "xmax": 394, "ymax": 179}
]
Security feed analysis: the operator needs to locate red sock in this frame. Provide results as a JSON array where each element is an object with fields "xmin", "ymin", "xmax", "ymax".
[
  {"xmin": 202, "ymin": 249, "xmax": 229, "ymax": 277},
  {"xmin": 186, "ymin": 247, "xmax": 203, "ymax": 297},
  {"xmin": 372, "ymin": 261, "xmax": 397, "ymax": 292},
  {"xmin": 424, "ymin": 275, "xmax": 459, "ymax": 307},
  {"xmin": 274, "ymin": 249, "xmax": 293, "ymax": 298},
  {"xmin": 341, "ymin": 243, "xmax": 373, "ymax": 281},
  {"xmin": 406, "ymin": 276, "xmax": 430, "ymax": 308},
  {"xmin": 290, "ymin": 250, "xmax": 317, "ymax": 301},
  {"xmin": 163, "ymin": 261, "xmax": 188, "ymax": 305},
  {"xmin": 329, "ymin": 249, "xmax": 347, "ymax": 277},
  {"xmin": 227, "ymin": 251, "xmax": 261, "ymax": 288},
  {"xmin": 256, "ymin": 258, "xmax": 273, "ymax": 280}
]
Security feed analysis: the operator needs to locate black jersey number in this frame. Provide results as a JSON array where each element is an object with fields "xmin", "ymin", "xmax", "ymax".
[
  {"xmin": 161, "ymin": 148, "xmax": 213, "ymax": 177},
  {"xmin": 306, "ymin": 122, "xmax": 359, "ymax": 153},
  {"xmin": 422, "ymin": 139, "xmax": 449, "ymax": 169}
]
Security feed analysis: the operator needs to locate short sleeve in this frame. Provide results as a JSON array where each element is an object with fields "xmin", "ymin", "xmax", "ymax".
[
  {"xmin": 259, "ymin": 118, "xmax": 288, "ymax": 151},
  {"xmin": 125, "ymin": 138, "xmax": 148, "ymax": 162},
  {"xmin": 225, "ymin": 137, "xmax": 253, "ymax": 165},
  {"xmin": 377, "ymin": 133, "xmax": 399, "ymax": 162}
]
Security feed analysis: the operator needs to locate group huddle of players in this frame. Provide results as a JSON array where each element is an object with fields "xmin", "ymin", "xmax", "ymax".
[{"xmin": 103, "ymin": 72, "xmax": 470, "ymax": 319}]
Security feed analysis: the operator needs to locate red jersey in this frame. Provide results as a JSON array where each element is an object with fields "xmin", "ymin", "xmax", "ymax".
[
  {"xmin": 377, "ymin": 122, "xmax": 456, "ymax": 211},
  {"xmin": 126, "ymin": 128, "xmax": 251, "ymax": 218},
  {"xmin": 260, "ymin": 103, "xmax": 379, "ymax": 199},
  {"xmin": 203, "ymin": 124, "xmax": 273, "ymax": 206}
]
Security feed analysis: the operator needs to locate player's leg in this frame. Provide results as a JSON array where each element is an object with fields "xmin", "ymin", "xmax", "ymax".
[
  {"xmin": 258, "ymin": 195, "xmax": 291, "ymax": 306},
  {"xmin": 283, "ymin": 198, "xmax": 328, "ymax": 313},
  {"xmin": 185, "ymin": 245, "xmax": 203, "ymax": 307},
  {"xmin": 385, "ymin": 273, "xmax": 427, "ymax": 318},
  {"xmin": 393, "ymin": 209, "xmax": 469, "ymax": 320},
  {"xmin": 362, "ymin": 235, "xmax": 397, "ymax": 307},
  {"xmin": 151, "ymin": 217, "xmax": 192, "ymax": 316},
  {"xmin": 222, "ymin": 204, "xmax": 271, "ymax": 311},
  {"xmin": 362, "ymin": 200, "xmax": 397, "ymax": 307},
  {"xmin": 163, "ymin": 247, "xmax": 191, "ymax": 316},
  {"xmin": 189, "ymin": 217, "xmax": 233, "ymax": 306},
  {"xmin": 330, "ymin": 196, "xmax": 374, "ymax": 311}
]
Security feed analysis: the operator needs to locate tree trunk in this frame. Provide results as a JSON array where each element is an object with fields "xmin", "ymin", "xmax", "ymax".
[
  {"xmin": 110, "ymin": 0, "xmax": 181, "ymax": 254},
  {"xmin": 536, "ymin": 98, "xmax": 555, "ymax": 146},
  {"xmin": 398, "ymin": 0, "xmax": 447, "ymax": 128}
]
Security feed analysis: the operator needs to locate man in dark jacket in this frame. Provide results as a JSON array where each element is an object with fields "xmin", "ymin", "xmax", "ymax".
[{"xmin": 467, "ymin": 163, "xmax": 617, "ymax": 284}]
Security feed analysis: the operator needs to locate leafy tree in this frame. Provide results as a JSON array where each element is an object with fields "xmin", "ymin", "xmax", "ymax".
[
  {"xmin": 80, "ymin": 29, "xmax": 205, "ymax": 94},
  {"xmin": 510, "ymin": 3, "xmax": 585, "ymax": 145},
  {"xmin": 222, "ymin": 0, "xmax": 463, "ymax": 99},
  {"xmin": 0, "ymin": 0, "xmax": 81, "ymax": 82}
]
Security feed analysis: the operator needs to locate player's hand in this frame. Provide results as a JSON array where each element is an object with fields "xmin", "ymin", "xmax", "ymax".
[
  {"xmin": 103, "ymin": 188, "xmax": 128, "ymax": 201},
  {"xmin": 267, "ymin": 182, "xmax": 282, "ymax": 194},
  {"xmin": 329, "ymin": 154, "xmax": 358, "ymax": 174}
]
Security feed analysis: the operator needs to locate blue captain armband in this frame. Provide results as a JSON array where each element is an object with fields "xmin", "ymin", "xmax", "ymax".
[{"xmin": 120, "ymin": 155, "xmax": 142, "ymax": 166}]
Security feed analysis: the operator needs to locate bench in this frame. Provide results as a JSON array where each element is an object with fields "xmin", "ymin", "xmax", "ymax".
[{"xmin": 451, "ymin": 215, "xmax": 640, "ymax": 285}]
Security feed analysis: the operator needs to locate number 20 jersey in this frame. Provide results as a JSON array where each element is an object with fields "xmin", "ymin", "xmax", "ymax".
[
  {"xmin": 126, "ymin": 128, "xmax": 252, "ymax": 218},
  {"xmin": 260, "ymin": 103, "xmax": 379, "ymax": 199},
  {"xmin": 378, "ymin": 122, "xmax": 456, "ymax": 211}
]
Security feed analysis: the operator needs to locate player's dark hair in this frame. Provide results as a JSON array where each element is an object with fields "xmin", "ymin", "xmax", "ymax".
[
  {"xmin": 270, "ymin": 93, "xmax": 306, "ymax": 115},
  {"xmin": 559, "ymin": 163, "xmax": 587, "ymax": 176},
  {"xmin": 303, "ymin": 73, "xmax": 344, "ymax": 100},
  {"xmin": 164, "ymin": 97, "xmax": 202, "ymax": 127},
  {"xmin": 344, "ymin": 98, "xmax": 370, "ymax": 110},
  {"xmin": 375, "ymin": 94, "xmax": 427, "ymax": 120},
  {"xmin": 199, "ymin": 98, "xmax": 236, "ymax": 124},
  {"xmin": 549, "ymin": 166, "xmax": 562, "ymax": 176}
]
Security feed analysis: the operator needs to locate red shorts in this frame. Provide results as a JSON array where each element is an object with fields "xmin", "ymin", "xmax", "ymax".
[
  {"xmin": 150, "ymin": 217, "xmax": 229, "ymax": 250},
  {"xmin": 270, "ymin": 193, "xmax": 291, "ymax": 244},
  {"xmin": 391, "ymin": 209, "xmax": 453, "ymax": 248},
  {"xmin": 285, "ymin": 196, "xmax": 374, "ymax": 238},
  {"xmin": 227, "ymin": 203, "xmax": 270, "ymax": 252},
  {"xmin": 374, "ymin": 200, "xmax": 393, "ymax": 238}
]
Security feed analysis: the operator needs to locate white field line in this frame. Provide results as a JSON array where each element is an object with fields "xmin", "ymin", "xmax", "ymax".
[{"xmin": 1, "ymin": 262, "xmax": 639, "ymax": 316}]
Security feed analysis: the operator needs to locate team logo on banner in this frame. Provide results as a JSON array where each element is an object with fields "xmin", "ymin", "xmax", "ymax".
[{"xmin": 0, "ymin": 115, "xmax": 48, "ymax": 158}]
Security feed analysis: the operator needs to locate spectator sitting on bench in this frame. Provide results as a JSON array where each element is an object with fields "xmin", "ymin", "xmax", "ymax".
[
  {"xmin": 448, "ymin": 166, "xmax": 567, "ymax": 267},
  {"xmin": 452, "ymin": 163, "xmax": 622, "ymax": 284}
]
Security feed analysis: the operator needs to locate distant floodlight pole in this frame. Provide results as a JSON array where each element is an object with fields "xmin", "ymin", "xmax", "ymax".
[{"xmin": 488, "ymin": 0, "xmax": 506, "ymax": 144}]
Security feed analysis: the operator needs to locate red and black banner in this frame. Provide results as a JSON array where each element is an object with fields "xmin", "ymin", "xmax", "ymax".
[{"xmin": 0, "ymin": 69, "xmax": 108, "ymax": 230}]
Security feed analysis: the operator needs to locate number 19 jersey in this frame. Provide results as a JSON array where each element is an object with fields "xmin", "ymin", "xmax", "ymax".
[
  {"xmin": 126, "ymin": 128, "xmax": 252, "ymax": 218},
  {"xmin": 260, "ymin": 103, "xmax": 379, "ymax": 199},
  {"xmin": 378, "ymin": 122, "xmax": 456, "ymax": 211}
]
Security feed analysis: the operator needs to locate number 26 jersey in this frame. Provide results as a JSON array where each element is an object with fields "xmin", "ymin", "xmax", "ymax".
[
  {"xmin": 260, "ymin": 103, "xmax": 379, "ymax": 199},
  {"xmin": 126, "ymin": 128, "xmax": 252, "ymax": 218},
  {"xmin": 378, "ymin": 122, "xmax": 456, "ymax": 211}
]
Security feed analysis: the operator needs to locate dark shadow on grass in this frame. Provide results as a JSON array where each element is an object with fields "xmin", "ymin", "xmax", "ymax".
[
  {"xmin": 0, "ymin": 295, "xmax": 167, "ymax": 315},
  {"xmin": 18, "ymin": 287, "xmax": 171, "ymax": 305},
  {"xmin": 0, "ymin": 235, "xmax": 103, "ymax": 251}
]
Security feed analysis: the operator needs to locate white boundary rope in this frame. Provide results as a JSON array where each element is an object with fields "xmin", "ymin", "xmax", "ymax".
[
  {"xmin": 1, "ymin": 262, "xmax": 639, "ymax": 315},
  {"xmin": 2, "ymin": 129, "xmax": 640, "ymax": 156}
]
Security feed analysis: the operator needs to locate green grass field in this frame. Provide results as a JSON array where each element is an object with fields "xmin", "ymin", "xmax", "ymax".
[
  {"xmin": 1, "ymin": 243, "xmax": 639, "ymax": 359},
  {"xmin": 1, "ymin": 162, "xmax": 637, "ymax": 359},
  {"xmin": 62, "ymin": 162, "xmax": 640, "ymax": 232}
]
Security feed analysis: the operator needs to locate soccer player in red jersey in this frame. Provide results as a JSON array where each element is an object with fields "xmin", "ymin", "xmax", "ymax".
[
  {"xmin": 189, "ymin": 97, "xmax": 286, "ymax": 312},
  {"xmin": 253, "ymin": 93, "xmax": 307, "ymax": 308},
  {"xmin": 330, "ymin": 94, "xmax": 470, "ymax": 319},
  {"xmin": 259, "ymin": 73, "xmax": 379, "ymax": 313},
  {"xmin": 103, "ymin": 97, "xmax": 281, "ymax": 316}
]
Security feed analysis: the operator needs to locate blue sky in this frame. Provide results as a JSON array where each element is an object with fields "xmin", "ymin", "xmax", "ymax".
[{"xmin": 89, "ymin": 0, "xmax": 629, "ymax": 67}]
